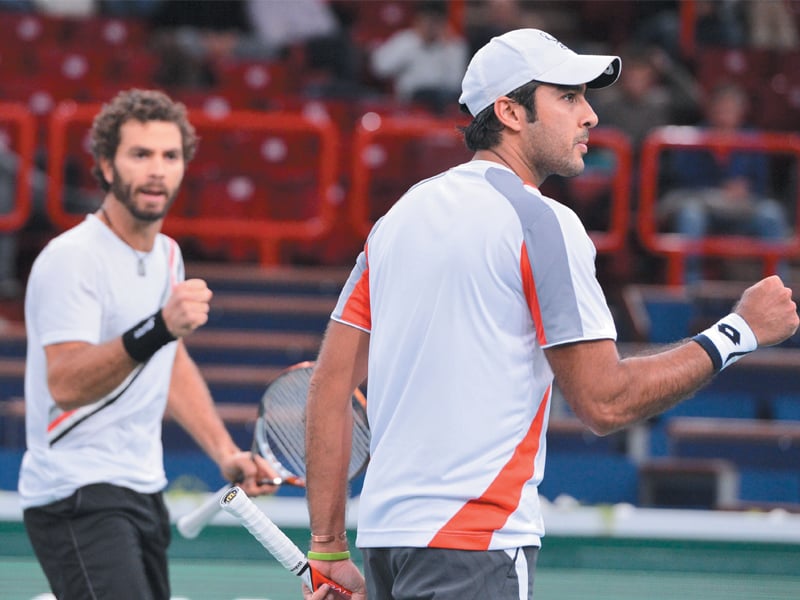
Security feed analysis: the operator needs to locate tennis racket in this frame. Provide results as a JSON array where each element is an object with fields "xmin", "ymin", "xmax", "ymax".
[
  {"xmin": 177, "ymin": 361, "xmax": 369, "ymax": 539},
  {"xmin": 221, "ymin": 486, "xmax": 353, "ymax": 597}
]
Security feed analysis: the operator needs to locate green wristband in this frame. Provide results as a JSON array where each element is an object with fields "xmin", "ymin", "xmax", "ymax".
[{"xmin": 307, "ymin": 550, "xmax": 351, "ymax": 561}]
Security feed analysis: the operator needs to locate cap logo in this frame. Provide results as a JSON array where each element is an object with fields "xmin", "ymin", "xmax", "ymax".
[{"xmin": 537, "ymin": 30, "xmax": 568, "ymax": 51}]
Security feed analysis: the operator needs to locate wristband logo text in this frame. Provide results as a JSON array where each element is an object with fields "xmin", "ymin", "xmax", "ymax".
[
  {"xmin": 717, "ymin": 323, "xmax": 741, "ymax": 345},
  {"xmin": 133, "ymin": 316, "xmax": 156, "ymax": 340}
]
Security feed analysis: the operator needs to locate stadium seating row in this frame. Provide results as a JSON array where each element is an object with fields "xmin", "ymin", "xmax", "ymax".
[
  {"xmin": 2, "ymin": 99, "xmax": 798, "ymax": 284},
  {"xmin": 0, "ymin": 8, "xmax": 797, "ymax": 131}
]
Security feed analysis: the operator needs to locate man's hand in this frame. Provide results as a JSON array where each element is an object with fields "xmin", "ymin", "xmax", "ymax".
[
  {"xmin": 220, "ymin": 451, "xmax": 282, "ymax": 497},
  {"xmin": 302, "ymin": 559, "xmax": 366, "ymax": 600},
  {"xmin": 734, "ymin": 275, "xmax": 799, "ymax": 347},
  {"xmin": 162, "ymin": 278, "xmax": 212, "ymax": 338}
]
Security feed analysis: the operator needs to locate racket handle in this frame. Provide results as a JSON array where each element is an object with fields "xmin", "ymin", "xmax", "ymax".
[
  {"xmin": 220, "ymin": 486, "xmax": 352, "ymax": 598},
  {"xmin": 176, "ymin": 484, "xmax": 227, "ymax": 539},
  {"xmin": 176, "ymin": 478, "xmax": 283, "ymax": 539},
  {"xmin": 220, "ymin": 486, "xmax": 308, "ymax": 577}
]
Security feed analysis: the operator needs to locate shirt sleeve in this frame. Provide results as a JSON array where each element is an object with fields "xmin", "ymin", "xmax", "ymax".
[
  {"xmin": 520, "ymin": 199, "xmax": 617, "ymax": 348},
  {"xmin": 29, "ymin": 241, "xmax": 103, "ymax": 347},
  {"xmin": 331, "ymin": 244, "xmax": 371, "ymax": 332}
]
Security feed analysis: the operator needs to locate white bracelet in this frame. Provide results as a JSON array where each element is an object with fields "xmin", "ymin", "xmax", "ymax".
[{"xmin": 692, "ymin": 313, "xmax": 757, "ymax": 372}]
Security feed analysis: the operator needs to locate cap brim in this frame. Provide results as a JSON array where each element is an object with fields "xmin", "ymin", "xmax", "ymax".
[{"xmin": 536, "ymin": 55, "xmax": 621, "ymax": 89}]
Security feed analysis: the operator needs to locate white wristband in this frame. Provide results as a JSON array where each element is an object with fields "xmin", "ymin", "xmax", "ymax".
[{"xmin": 692, "ymin": 313, "xmax": 758, "ymax": 372}]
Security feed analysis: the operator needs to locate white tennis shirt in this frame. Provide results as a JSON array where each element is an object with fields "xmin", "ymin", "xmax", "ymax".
[
  {"xmin": 19, "ymin": 214, "xmax": 182, "ymax": 509},
  {"xmin": 332, "ymin": 161, "xmax": 616, "ymax": 550}
]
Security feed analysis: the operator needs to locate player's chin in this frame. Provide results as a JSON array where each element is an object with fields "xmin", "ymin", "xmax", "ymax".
[{"xmin": 560, "ymin": 160, "xmax": 586, "ymax": 179}]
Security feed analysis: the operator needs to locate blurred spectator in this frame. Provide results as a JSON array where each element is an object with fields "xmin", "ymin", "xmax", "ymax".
[
  {"xmin": 149, "ymin": 0, "xmax": 346, "ymax": 62},
  {"xmin": 585, "ymin": 44, "xmax": 700, "ymax": 282},
  {"xmin": 695, "ymin": 0, "xmax": 748, "ymax": 47},
  {"xmin": 148, "ymin": 0, "xmax": 252, "ymax": 87},
  {"xmin": 747, "ymin": 0, "xmax": 799, "ymax": 50},
  {"xmin": 149, "ymin": 0, "xmax": 354, "ymax": 91},
  {"xmin": 465, "ymin": 0, "xmax": 559, "ymax": 57},
  {"xmin": 245, "ymin": 0, "xmax": 363, "ymax": 97},
  {"xmin": 31, "ymin": 0, "xmax": 96, "ymax": 16},
  {"xmin": 659, "ymin": 83, "xmax": 790, "ymax": 283},
  {"xmin": 578, "ymin": 0, "xmax": 680, "ymax": 60},
  {"xmin": 465, "ymin": 0, "xmax": 524, "ymax": 56},
  {"xmin": 593, "ymin": 44, "xmax": 701, "ymax": 151},
  {"xmin": 369, "ymin": 0, "xmax": 468, "ymax": 113},
  {"xmin": 100, "ymin": 0, "xmax": 164, "ymax": 19},
  {"xmin": 244, "ymin": 0, "xmax": 340, "ymax": 57}
]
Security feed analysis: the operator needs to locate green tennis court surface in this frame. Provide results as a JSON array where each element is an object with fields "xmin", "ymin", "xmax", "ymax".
[
  {"xmin": 3, "ymin": 557, "xmax": 800, "ymax": 600},
  {"xmin": 3, "ymin": 522, "xmax": 800, "ymax": 600}
]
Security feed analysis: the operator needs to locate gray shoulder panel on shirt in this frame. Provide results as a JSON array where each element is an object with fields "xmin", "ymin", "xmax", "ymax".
[{"xmin": 485, "ymin": 167, "xmax": 585, "ymax": 343}]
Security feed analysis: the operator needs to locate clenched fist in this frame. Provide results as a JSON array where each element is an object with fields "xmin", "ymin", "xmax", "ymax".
[
  {"xmin": 161, "ymin": 278, "xmax": 213, "ymax": 338},
  {"xmin": 734, "ymin": 276, "xmax": 799, "ymax": 347}
]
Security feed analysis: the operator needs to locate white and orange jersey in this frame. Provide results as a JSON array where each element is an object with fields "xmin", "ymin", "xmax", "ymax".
[
  {"xmin": 332, "ymin": 160, "xmax": 616, "ymax": 551},
  {"xmin": 19, "ymin": 214, "xmax": 183, "ymax": 509}
]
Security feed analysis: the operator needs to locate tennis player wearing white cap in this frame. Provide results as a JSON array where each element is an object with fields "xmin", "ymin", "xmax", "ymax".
[{"xmin": 304, "ymin": 29, "xmax": 797, "ymax": 600}]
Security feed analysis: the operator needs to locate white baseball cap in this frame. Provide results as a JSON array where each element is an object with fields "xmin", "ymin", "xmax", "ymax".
[{"xmin": 459, "ymin": 29, "xmax": 621, "ymax": 116}]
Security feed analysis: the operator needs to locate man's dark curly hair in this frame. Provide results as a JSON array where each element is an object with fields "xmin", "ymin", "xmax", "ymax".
[
  {"xmin": 460, "ymin": 80, "xmax": 541, "ymax": 151},
  {"xmin": 90, "ymin": 89, "xmax": 198, "ymax": 192}
]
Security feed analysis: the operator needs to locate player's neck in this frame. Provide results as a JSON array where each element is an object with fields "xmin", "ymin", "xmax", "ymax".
[
  {"xmin": 97, "ymin": 203, "xmax": 158, "ymax": 253},
  {"xmin": 473, "ymin": 148, "xmax": 542, "ymax": 188}
]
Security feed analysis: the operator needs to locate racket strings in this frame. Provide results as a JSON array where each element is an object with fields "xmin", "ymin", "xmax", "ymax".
[
  {"xmin": 257, "ymin": 365, "xmax": 371, "ymax": 482},
  {"xmin": 261, "ymin": 369, "xmax": 312, "ymax": 477},
  {"xmin": 349, "ymin": 400, "xmax": 371, "ymax": 477}
]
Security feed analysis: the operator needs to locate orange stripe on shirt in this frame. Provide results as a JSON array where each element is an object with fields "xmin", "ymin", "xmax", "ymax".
[
  {"xmin": 520, "ymin": 241, "xmax": 547, "ymax": 346},
  {"xmin": 427, "ymin": 387, "xmax": 551, "ymax": 550},
  {"xmin": 47, "ymin": 409, "xmax": 77, "ymax": 432},
  {"xmin": 340, "ymin": 245, "xmax": 371, "ymax": 330}
]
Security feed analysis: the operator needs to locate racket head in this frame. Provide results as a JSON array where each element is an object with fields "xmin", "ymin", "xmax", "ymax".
[{"xmin": 252, "ymin": 361, "xmax": 370, "ymax": 487}]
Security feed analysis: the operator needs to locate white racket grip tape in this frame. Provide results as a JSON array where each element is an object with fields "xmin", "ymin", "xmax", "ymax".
[
  {"xmin": 176, "ymin": 484, "xmax": 228, "ymax": 539},
  {"xmin": 220, "ymin": 486, "xmax": 312, "ymax": 586}
]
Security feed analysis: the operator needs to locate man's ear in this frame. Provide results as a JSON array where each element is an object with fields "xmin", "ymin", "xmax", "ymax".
[
  {"xmin": 99, "ymin": 157, "xmax": 113, "ymax": 185},
  {"xmin": 493, "ymin": 97, "xmax": 526, "ymax": 133}
]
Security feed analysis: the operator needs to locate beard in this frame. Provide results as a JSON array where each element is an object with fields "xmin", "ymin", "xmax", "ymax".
[
  {"xmin": 109, "ymin": 164, "xmax": 179, "ymax": 222},
  {"xmin": 525, "ymin": 121, "xmax": 587, "ymax": 180}
]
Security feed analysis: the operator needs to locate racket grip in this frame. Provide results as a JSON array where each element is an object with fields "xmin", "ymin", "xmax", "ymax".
[
  {"xmin": 220, "ymin": 486, "xmax": 309, "ymax": 578},
  {"xmin": 176, "ymin": 484, "xmax": 228, "ymax": 539},
  {"xmin": 221, "ymin": 487, "xmax": 353, "ymax": 598}
]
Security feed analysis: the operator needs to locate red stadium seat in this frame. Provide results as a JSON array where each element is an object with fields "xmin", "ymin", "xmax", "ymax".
[
  {"xmin": 0, "ymin": 12, "xmax": 65, "ymax": 50},
  {"xmin": 60, "ymin": 15, "xmax": 150, "ymax": 49},
  {"xmin": 0, "ymin": 13, "xmax": 62, "ymax": 75},
  {"xmin": 190, "ymin": 179, "xmax": 260, "ymax": 261},
  {"xmin": 0, "ymin": 42, "xmax": 35, "ymax": 78},
  {"xmin": 36, "ymin": 47, "xmax": 107, "ymax": 96},
  {"xmin": 212, "ymin": 59, "xmax": 291, "ymax": 110},
  {"xmin": 755, "ymin": 87, "xmax": 799, "ymax": 131}
]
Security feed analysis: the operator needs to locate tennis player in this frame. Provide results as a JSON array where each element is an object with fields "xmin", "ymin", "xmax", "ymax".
[
  {"xmin": 18, "ymin": 89, "xmax": 280, "ymax": 600},
  {"xmin": 304, "ymin": 29, "xmax": 799, "ymax": 600}
]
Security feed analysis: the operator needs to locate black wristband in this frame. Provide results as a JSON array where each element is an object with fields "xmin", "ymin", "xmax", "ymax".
[
  {"xmin": 692, "ymin": 333, "xmax": 723, "ymax": 372},
  {"xmin": 122, "ymin": 309, "xmax": 176, "ymax": 362}
]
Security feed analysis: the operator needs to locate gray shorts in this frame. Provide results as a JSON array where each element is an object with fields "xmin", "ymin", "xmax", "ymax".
[{"xmin": 362, "ymin": 545, "xmax": 539, "ymax": 599}]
